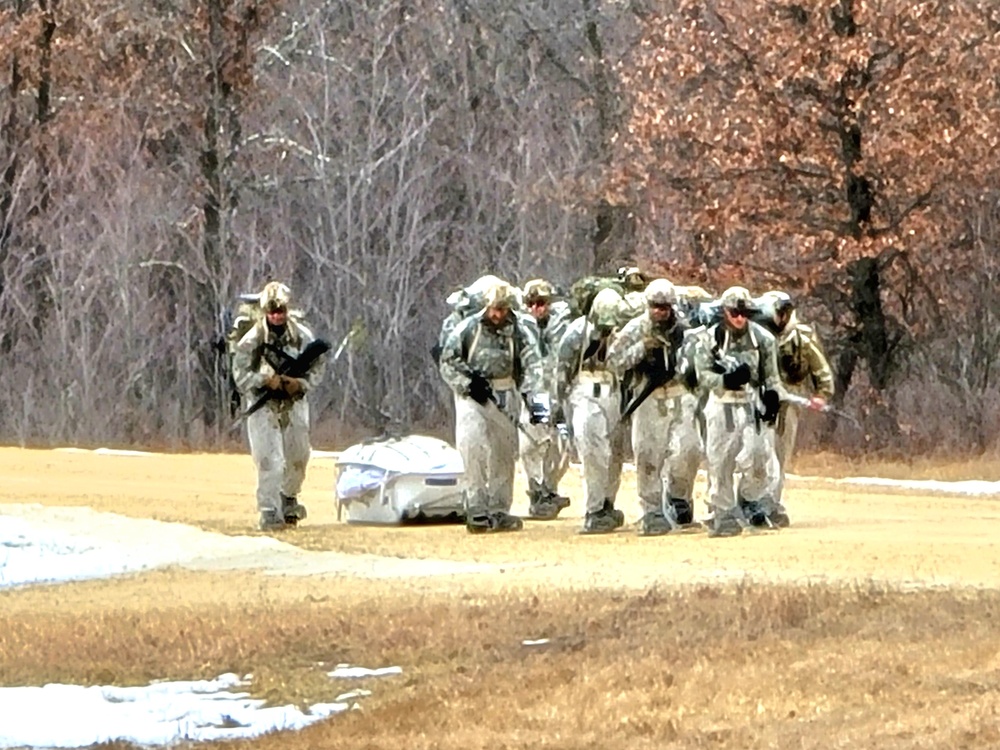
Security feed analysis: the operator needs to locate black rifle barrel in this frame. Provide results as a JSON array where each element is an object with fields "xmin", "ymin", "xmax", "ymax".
[{"xmin": 240, "ymin": 339, "xmax": 331, "ymax": 419}]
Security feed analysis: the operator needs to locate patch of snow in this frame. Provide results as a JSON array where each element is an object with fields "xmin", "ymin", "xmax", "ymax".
[
  {"xmin": 0, "ymin": 673, "xmax": 351, "ymax": 748},
  {"xmin": 795, "ymin": 475, "xmax": 1000, "ymax": 496},
  {"xmin": 0, "ymin": 504, "xmax": 524, "ymax": 590},
  {"xmin": 327, "ymin": 665, "xmax": 402, "ymax": 679},
  {"xmin": 54, "ymin": 447, "xmax": 158, "ymax": 457}
]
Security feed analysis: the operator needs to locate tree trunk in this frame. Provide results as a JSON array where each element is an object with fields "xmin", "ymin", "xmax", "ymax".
[{"xmin": 847, "ymin": 256, "xmax": 891, "ymax": 391}]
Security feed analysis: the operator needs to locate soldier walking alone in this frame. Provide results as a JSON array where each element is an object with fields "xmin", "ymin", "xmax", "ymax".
[{"xmin": 231, "ymin": 281, "xmax": 327, "ymax": 531}]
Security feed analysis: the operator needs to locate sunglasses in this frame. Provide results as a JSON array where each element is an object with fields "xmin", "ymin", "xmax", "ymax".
[
  {"xmin": 527, "ymin": 299, "xmax": 549, "ymax": 308},
  {"xmin": 725, "ymin": 308, "xmax": 748, "ymax": 319}
]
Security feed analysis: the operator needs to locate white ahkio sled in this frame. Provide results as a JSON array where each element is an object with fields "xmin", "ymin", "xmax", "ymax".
[{"xmin": 335, "ymin": 435, "xmax": 466, "ymax": 524}]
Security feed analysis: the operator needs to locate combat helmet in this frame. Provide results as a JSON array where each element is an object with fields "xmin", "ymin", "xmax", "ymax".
[
  {"xmin": 760, "ymin": 290, "xmax": 794, "ymax": 314},
  {"xmin": 757, "ymin": 290, "xmax": 796, "ymax": 332},
  {"xmin": 483, "ymin": 279, "xmax": 517, "ymax": 310},
  {"xmin": 617, "ymin": 266, "xmax": 648, "ymax": 292},
  {"xmin": 522, "ymin": 278, "xmax": 555, "ymax": 305},
  {"xmin": 589, "ymin": 287, "xmax": 623, "ymax": 329},
  {"xmin": 260, "ymin": 281, "xmax": 291, "ymax": 312},
  {"xmin": 451, "ymin": 274, "xmax": 505, "ymax": 313},
  {"xmin": 719, "ymin": 286, "xmax": 756, "ymax": 315},
  {"xmin": 644, "ymin": 278, "xmax": 677, "ymax": 306}
]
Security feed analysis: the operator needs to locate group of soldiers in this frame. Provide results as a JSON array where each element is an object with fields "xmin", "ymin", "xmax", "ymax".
[{"xmin": 436, "ymin": 268, "xmax": 834, "ymax": 538}]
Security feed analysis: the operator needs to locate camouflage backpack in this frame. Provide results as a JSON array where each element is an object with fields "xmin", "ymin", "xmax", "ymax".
[
  {"xmin": 567, "ymin": 276, "xmax": 626, "ymax": 319},
  {"xmin": 215, "ymin": 294, "xmax": 264, "ymax": 417}
]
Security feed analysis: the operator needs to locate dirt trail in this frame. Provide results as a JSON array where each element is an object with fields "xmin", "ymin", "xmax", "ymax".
[{"xmin": 3, "ymin": 447, "xmax": 1000, "ymax": 597}]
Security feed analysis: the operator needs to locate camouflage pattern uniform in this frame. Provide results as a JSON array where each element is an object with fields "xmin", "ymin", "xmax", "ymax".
[
  {"xmin": 434, "ymin": 275, "xmax": 505, "ymax": 363},
  {"xmin": 439, "ymin": 281, "xmax": 543, "ymax": 533},
  {"xmin": 434, "ymin": 275, "xmax": 505, "ymax": 457},
  {"xmin": 556, "ymin": 288, "xmax": 627, "ymax": 534},
  {"xmin": 758, "ymin": 291, "xmax": 835, "ymax": 524},
  {"xmin": 673, "ymin": 288, "xmax": 718, "ymax": 516},
  {"xmin": 608, "ymin": 280, "xmax": 703, "ymax": 535},
  {"xmin": 231, "ymin": 282, "xmax": 326, "ymax": 530},
  {"xmin": 519, "ymin": 279, "xmax": 573, "ymax": 519},
  {"xmin": 692, "ymin": 287, "xmax": 785, "ymax": 537},
  {"xmin": 619, "ymin": 290, "xmax": 648, "ymax": 322}
]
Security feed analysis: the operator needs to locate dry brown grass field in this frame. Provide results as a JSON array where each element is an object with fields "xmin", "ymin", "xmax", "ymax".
[{"xmin": 4, "ymin": 446, "xmax": 1000, "ymax": 749}]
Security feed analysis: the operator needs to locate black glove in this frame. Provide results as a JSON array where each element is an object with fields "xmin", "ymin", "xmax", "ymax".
[
  {"xmin": 583, "ymin": 336, "xmax": 610, "ymax": 363},
  {"xmin": 760, "ymin": 389, "xmax": 781, "ymax": 424},
  {"xmin": 430, "ymin": 343, "xmax": 443, "ymax": 365},
  {"xmin": 467, "ymin": 372, "xmax": 493, "ymax": 405},
  {"xmin": 722, "ymin": 362, "xmax": 752, "ymax": 390},
  {"xmin": 683, "ymin": 364, "xmax": 699, "ymax": 390},
  {"xmin": 643, "ymin": 347, "xmax": 667, "ymax": 373}
]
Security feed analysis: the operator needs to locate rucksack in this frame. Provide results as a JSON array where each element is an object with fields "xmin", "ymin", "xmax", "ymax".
[
  {"xmin": 213, "ymin": 294, "xmax": 262, "ymax": 417},
  {"xmin": 567, "ymin": 276, "xmax": 626, "ymax": 319}
]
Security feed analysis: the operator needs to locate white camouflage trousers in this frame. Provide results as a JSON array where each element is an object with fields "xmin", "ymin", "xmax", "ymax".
[
  {"xmin": 631, "ymin": 388, "xmax": 703, "ymax": 516},
  {"xmin": 455, "ymin": 389, "xmax": 519, "ymax": 513},
  {"xmin": 703, "ymin": 393, "xmax": 779, "ymax": 517},
  {"xmin": 519, "ymin": 419, "xmax": 569, "ymax": 497},
  {"xmin": 569, "ymin": 377, "xmax": 623, "ymax": 514},
  {"xmin": 246, "ymin": 399, "xmax": 312, "ymax": 514}
]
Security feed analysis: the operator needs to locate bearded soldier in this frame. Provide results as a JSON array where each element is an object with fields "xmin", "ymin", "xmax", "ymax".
[
  {"xmin": 692, "ymin": 286, "xmax": 785, "ymax": 538},
  {"xmin": 433, "ymin": 274, "xmax": 505, "ymax": 365},
  {"xmin": 439, "ymin": 280, "xmax": 545, "ymax": 533},
  {"xmin": 608, "ymin": 279, "xmax": 703, "ymax": 535},
  {"xmin": 757, "ymin": 290, "xmax": 835, "ymax": 526},
  {"xmin": 519, "ymin": 279, "xmax": 572, "ymax": 519},
  {"xmin": 231, "ymin": 281, "xmax": 326, "ymax": 531},
  {"xmin": 556, "ymin": 287, "xmax": 627, "ymax": 534}
]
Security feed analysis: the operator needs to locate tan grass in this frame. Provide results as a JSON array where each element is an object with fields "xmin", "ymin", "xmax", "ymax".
[
  {"xmin": 4, "ymin": 575, "xmax": 1000, "ymax": 749},
  {"xmin": 5, "ymin": 447, "xmax": 1000, "ymax": 748}
]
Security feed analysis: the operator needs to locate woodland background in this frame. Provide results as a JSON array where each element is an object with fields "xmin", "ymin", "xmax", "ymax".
[{"xmin": 2, "ymin": 0, "xmax": 999, "ymax": 455}]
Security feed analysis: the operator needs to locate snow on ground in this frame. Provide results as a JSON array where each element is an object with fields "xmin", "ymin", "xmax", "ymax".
[
  {"xmin": 0, "ymin": 504, "xmax": 518, "ymax": 590},
  {"xmin": 801, "ymin": 474, "xmax": 1000, "ymax": 496},
  {"xmin": 0, "ymin": 668, "xmax": 404, "ymax": 748},
  {"xmin": 0, "ymin": 674, "xmax": 347, "ymax": 747},
  {"xmin": 3, "ymin": 447, "xmax": 999, "ymax": 747},
  {"xmin": 0, "ymin": 503, "xmax": 418, "ymax": 748}
]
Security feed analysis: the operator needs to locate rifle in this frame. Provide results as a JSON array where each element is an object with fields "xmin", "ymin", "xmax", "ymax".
[
  {"xmin": 619, "ymin": 349, "xmax": 672, "ymax": 422},
  {"xmin": 464, "ymin": 369, "xmax": 546, "ymax": 445},
  {"xmin": 239, "ymin": 338, "xmax": 332, "ymax": 421},
  {"xmin": 783, "ymin": 392, "xmax": 860, "ymax": 429}
]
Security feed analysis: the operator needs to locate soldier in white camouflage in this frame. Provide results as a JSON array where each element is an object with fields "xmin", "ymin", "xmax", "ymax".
[
  {"xmin": 692, "ymin": 286, "xmax": 785, "ymax": 537},
  {"xmin": 433, "ymin": 275, "xmax": 505, "ymax": 365},
  {"xmin": 231, "ymin": 281, "xmax": 326, "ymax": 531},
  {"xmin": 556, "ymin": 287, "xmax": 627, "ymax": 534},
  {"xmin": 608, "ymin": 279, "xmax": 703, "ymax": 535},
  {"xmin": 439, "ymin": 280, "xmax": 545, "ymax": 533},
  {"xmin": 519, "ymin": 279, "xmax": 573, "ymax": 520},
  {"xmin": 673, "ymin": 286, "xmax": 718, "ymax": 519},
  {"xmin": 757, "ymin": 290, "xmax": 835, "ymax": 526}
]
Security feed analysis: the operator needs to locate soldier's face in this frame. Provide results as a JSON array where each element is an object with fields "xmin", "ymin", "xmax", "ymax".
[
  {"xmin": 724, "ymin": 307, "xmax": 749, "ymax": 330},
  {"xmin": 265, "ymin": 307, "xmax": 288, "ymax": 326},
  {"xmin": 649, "ymin": 302, "xmax": 673, "ymax": 323},
  {"xmin": 485, "ymin": 305, "xmax": 510, "ymax": 325},
  {"xmin": 526, "ymin": 298, "xmax": 549, "ymax": 321}
]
